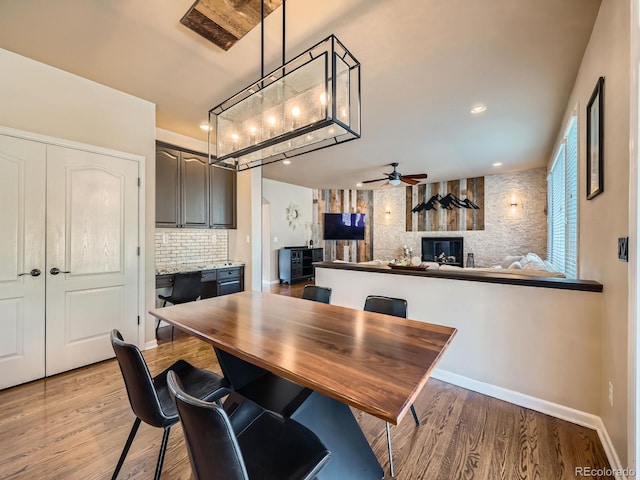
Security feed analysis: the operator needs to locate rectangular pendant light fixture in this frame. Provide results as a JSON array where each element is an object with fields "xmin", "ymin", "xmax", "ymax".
[{"xmin": 208, "ymin": 34, "xmax": 361, "ymax": 171}]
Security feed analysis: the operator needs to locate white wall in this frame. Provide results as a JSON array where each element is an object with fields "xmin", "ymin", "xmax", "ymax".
[
  {"xmin": 228, "ymin": 167, "xmax": 262, "ymax": 291},
  {"xmin": 0, "ymin": 48, "xmax": 157, "ymax": 344},
  {"xmin": 373, "ymin": 168, "xmax": 548, "ymax": 268},
  {"xmin": 317, "ymin": 267, "xmax": 602, "ymax": 416},
  {"xmin": 156, "ymin": 127, "xmax": 209, "ymax": 154},
  {"xmin": 629, "ymin": 0, "xmax": 640, "ymax": 470},
  {"xmin": 262, "ymin": 178, "xmax": 313, "ymax": 283},
  {"xmin": 550, "ymin": 0, "xmax": 631, "ymax": 465}
]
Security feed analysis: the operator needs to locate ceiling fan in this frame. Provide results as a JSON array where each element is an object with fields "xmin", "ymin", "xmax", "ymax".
[{"xmin": 361, "ymin": 162, "xmax": 428, "ymax": 187}]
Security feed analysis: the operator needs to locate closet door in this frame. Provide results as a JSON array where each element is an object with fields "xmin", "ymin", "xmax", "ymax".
[
  {"xmin": 45, "ymin": 145, "xmax": 139, "ymax": 376},
  {"xmin": 0, "ymin": 135, "xmax": 46, "ymax": 390}
]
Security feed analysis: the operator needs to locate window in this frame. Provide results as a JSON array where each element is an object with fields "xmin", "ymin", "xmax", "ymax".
[{"xmin": 548, "ymin": 116, "xmax": 578, "ymax": 278}]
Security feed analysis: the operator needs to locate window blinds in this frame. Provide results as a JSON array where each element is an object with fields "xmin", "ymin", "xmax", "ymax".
[
  {"xmin": 565, "ymin": 118, "xmax": 578, "ymax": 278},
  {"xmin": 547, "ymin": 115, "xmax": 578, "ymax": 278},
  {"xmin": 548, "ymin": 144, "xmax": 566, "ymax": 273}
]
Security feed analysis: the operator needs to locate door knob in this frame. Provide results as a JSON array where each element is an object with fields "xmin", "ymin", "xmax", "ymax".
[
  {"xmin": 18, "ymin": 268, "xmax": 41, "ymax": 277},
  {"xmin": 50, "ymin": 267, "xmax": 71, "ymax": 275}
]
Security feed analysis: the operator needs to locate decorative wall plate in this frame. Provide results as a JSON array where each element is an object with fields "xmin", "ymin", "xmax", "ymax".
[{"xmin": 286, "ymin": 202, "xmax": 302, "ymax": 229}]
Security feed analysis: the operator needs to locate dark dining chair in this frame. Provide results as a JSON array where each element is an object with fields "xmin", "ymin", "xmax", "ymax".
[
  {"xmin": 167, "ymin": 370, "xmax": 331, "ymax": 480},
  {"xmin": 301, "ymin": 285, "xmax": 332, "ymax": 304},
  {"xmin": 363, "ymin": 295, "xmax": 420, "ymax": 477},
  {"xmin": 110, "ymin": 329, "xmax": 229, "ymax": 480},
  {"xmin": 157, "ymin": 271, "xmax": 202, "ymax": 340}
]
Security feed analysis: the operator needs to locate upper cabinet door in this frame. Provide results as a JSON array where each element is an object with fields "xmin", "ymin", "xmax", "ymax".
[
  {"xmin": 210, "ymin": 165, "xmax": 237, "ymax": 229},
  {"xmin": 156, "ymin": 147, "xmax": 180, "ymax": 227},
  {"xmin": 181, "ymin": 152, "xmax": 210, "ymax": 228}
]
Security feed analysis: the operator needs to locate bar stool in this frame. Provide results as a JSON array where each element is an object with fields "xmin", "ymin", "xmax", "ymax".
[{"xmin": 157, "ymin": 271, "xmax": 202, "ymax": 340}]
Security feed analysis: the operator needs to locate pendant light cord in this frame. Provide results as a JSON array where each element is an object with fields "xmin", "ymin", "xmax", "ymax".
[
  {"xmin": 261, "ymin": 0, "xmax": 287, "ymax": 80},
  {"xmin": 282, "ymin": 0, "xmax": 286, "ymax": 66},
  {"xmin": 261, "ymin": 0, "xmax": 265, "ymax": 79}
]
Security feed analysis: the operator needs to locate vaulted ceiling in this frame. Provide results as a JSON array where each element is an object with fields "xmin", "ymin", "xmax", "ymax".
[{"xmin": 0, "ymin": 0, "xmax": 601, "ymax": 188}]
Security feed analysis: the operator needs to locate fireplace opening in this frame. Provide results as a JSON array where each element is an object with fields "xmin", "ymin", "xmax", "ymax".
[{"xmin": 421, "ymin": 236, "xmax": 464, "ymax": 266}]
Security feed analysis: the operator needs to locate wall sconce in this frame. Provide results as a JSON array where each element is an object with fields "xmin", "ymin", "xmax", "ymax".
[
  {"xmin": 385, "ymin": 208, "xmax": 391, "ymax": 218},
  {"xmin": 510, "ymin": 195, "xmax": 518, "ymax": 208}
]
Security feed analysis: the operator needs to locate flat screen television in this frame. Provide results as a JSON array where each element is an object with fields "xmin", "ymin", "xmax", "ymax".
[{"xmin": 323, "ymin": 213, "xmax": 365, "ymax": 240}]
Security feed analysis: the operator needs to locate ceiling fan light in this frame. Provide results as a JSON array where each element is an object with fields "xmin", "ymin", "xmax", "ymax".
[{"xmin": 389, "ymin": 178, "xmax": 401, "ymax": 187}]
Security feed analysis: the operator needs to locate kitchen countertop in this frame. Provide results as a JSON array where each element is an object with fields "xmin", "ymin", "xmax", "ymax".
[{"xmin": 156, "ymin": 262, "xmax": 245, "ymax": 275}]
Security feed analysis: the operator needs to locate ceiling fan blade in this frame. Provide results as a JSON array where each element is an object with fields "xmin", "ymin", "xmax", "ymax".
[
  {"xmin": 400, "ymin": 177, "xmax": 419, "ymax": 185},
  {"xmin": 361, "ymin": 178, "xmax": 388, "ymax": 184},
  {"xmin": 402, "ymin": 173, "xmax": 428, "ymax": 179}
]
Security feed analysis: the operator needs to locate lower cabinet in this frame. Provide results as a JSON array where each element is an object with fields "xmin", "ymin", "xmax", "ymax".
[
  {"xmin": 216, "ymin": 267, "xmax": 243, "ymax": 296},
  {"xmin": 156, "ymin": 266, "xmax": 245, "ymax": 300},
  {"xmin": 200, "ymin": 270, "xmax": 218, "ymax": 299},
  {"xmin": 278, "ymin": 247, "xmax": 324, "ymax": 284}
]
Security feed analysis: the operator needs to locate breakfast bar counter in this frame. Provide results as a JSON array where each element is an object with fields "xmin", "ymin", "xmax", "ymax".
[
  {"xmin": 313, "ymin": 261, "xmax": 603, "ymax": 292},
  {"xmin": 314, "ymin": 261, "xmax": 604, "ymax": 422}
]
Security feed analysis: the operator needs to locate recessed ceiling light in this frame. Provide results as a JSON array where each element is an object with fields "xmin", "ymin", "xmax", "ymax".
[
  {"xmin": 282, "ymin": 159, "xmax": 291, "ymax": 165},
  {"xmin": 200, "ymin": 123, "xmax": 212, "ymax": 131},
  {"xmin": 493, "ymin": 162, "xmax": 503, "ymax": 167},
  {"xmin": 470, "ymin": 104, "xmax": 487, "ymax": 115},
  {"xmin": 356, "ymin": 182, "xmax": 363, "ymax": 187}
]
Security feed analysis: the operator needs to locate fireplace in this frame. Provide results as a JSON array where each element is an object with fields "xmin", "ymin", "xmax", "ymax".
[{"xmin": 421, "ymin": 236, "xmax": 464, "ymax": 266}]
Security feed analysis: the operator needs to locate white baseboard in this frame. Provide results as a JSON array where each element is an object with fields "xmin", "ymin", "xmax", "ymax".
[
  {"xmin": 262, "ymin": 280, "xmax": 280, "ymax": 285},
  {"xmin": 432, "ymin": 368, "xmax": 627, "ymax": 480},
  {"xmin": 143, "ymin": 340, "xmax": 158, "ymax": 350}
]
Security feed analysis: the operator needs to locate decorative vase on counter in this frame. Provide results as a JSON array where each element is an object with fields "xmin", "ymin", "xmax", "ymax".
[{"xmin": 466, "ymin": 253, "xmax": 475, "ymax": 268}]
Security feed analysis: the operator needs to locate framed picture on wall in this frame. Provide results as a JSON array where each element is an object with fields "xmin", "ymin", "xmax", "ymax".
[{"xmin": 586, "ymin": 76, "xmax": 604, "ymax": 200}]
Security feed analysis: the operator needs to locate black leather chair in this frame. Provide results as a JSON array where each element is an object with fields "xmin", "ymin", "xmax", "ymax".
[
  {"xmin": 363, "ymin": 295, "xmax": 420, "ymax": 477},
  {"xmin": 167, "ymin": 370, "xmax": 331, "ymax": 480},
  {"xmin": 157, "ymin": 271, "xmax": 202, "ymax": 340},
  {"xmin": 110, "ymin": 329, "xmax": 229, "ymax": 480},
  {"xmin": 301, "ymin": 285, "xmax": 332, "ymax": 304}
]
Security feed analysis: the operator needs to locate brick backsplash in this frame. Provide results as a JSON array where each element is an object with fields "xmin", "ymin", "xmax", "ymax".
[
  {"xmin": 155, "ymin": 228, "xmax": 229, "ymax": 266},
  {"xmin": 373, "ymin": 168, "xmax": 548, "ymax": 267}
]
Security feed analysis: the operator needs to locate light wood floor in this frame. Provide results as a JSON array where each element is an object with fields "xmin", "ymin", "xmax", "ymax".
[{"xmin": 0, "ymin": 285, "xmax": 612, "ymax": 479}]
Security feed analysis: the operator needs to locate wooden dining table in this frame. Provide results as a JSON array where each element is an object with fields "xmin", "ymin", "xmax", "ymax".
[{"xmin": 149, "ymin": 291, "xmax": 457, "ymax": 479}]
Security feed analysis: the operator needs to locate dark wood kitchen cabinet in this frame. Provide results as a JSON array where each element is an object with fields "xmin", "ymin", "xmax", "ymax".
[
  {"xmin": 210, "ymin": 165, "xmax": 236, "ymax": 229},
  {"xmin": 156, "ymin": 142, "xmax": 236, "ymax": 229},
  {"xmin": 278, "ymin": 247, "xmax": 324, "ymax": 284},
  {"xmin": 155, "ymin": 146, "xmax": 181, "ymax": 227},
  {"xmin": 181, "ymin": 151, "xmax": 209, "ymax": 228}
]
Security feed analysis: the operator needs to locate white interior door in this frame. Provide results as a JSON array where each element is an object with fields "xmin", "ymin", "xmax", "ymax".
[
  {"xmin": 0, "ymin": 135, "xmax": 46, "ymax": 389},
  {"xmin": 45, "ymin": 145, "xmax": 139, "ymax": 376}
]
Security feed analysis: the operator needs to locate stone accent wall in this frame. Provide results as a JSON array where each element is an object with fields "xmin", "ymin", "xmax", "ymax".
[
  {"xmin": 155, "ymin": 228, "xmax": 229, "ymax": 266},
  {"xmin": 373, "ymin": 168, "xmax": 548, "ymax": 267}
]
